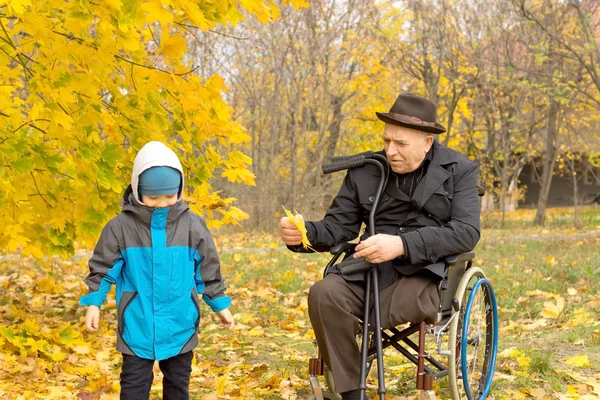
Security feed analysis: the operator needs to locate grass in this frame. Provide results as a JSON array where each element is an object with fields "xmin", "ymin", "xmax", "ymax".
[
  {"xmin": 0, "ymin": 207, "xmax": 599, "ymax": 399},
  {"xmin": 210, "ymin": 207, "xmax": 600, "ymax": 399}
]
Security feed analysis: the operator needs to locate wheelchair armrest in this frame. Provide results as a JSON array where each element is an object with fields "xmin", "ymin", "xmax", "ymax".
[
  {"xmin": 444, "ymin": 252, "xmax": 475, "ymax": 266},
  {"xmin": 330, "ymin": 242, "xmax": 357, "ymax": 255}
]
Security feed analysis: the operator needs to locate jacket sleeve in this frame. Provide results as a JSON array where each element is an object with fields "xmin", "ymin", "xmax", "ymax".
[
  {"xmin": 288, "ymin": 172, "xmax": 363, "ymax": 253},
  {"xmin": 79, "ymin": 222, "xmax": 125, "ymax": 307},
  {"xmin": 402, "ymin": 162, "xmax": 481, "ymax": 264},
  {"xmin": 193, "ymin": 219, "xmax": 231, "ymax": 313}
]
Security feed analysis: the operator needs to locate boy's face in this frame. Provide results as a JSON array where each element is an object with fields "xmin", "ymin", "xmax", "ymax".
[{"xmin": 141, "ymin": 193, "xmax": 178, "ymax": 208}]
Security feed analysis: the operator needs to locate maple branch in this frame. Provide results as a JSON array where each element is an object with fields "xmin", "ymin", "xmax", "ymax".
[
  {"xmin": 13, "ymin": 119, "xmax": 50, "ymax": 133},
  {"xmin": 51, "ymin": 29, "xmax": 86, "ymax": 45},
  {"xmin": 74, "ymin": 91, "xmax": 92, "ymax": 99},
  {"xmin": 30, "ymin": 172, "xmax": 52, "ymax": 208},
  {"xmin": 175, "ymin": 22, "xmax": 208, "ymax": 46},
  {"xmin": 208, "ymin": 28, "xmax": 249, "ymax": 41},
  {"xmin": 28, "ymin": 124, "xmax": 47, "ymax": 134},
  {"xmin": 57, "ymin": 102, "xmax": 71, "ymax": 116},
  {"xmin": 130, "ymin": 64, "xmax": 137, "ymax": 91},
  {"xmin": 114, "ymin": 55, "xmax": 200, "ymax": 76},
  {"xmin": 0, "ymin": 46, "xmax": 34, "ymax": 77},
  {"xmin": 0, "ymin": 19, "xmax": 15, "ymax": 49},
  {"xmin": 164, "ymin": 88, "xmax": 179, "ymax": 101},
  {"xmin": 159, "ymin": 102, "xmax": 174, "ymax": 115},
  {"xmin": 33, "ymin": 168, "xmax": 74, "ymax": 180},
  {"xmin": 148, "ymin": 26, "xmax": 160, "ymax": 46}
]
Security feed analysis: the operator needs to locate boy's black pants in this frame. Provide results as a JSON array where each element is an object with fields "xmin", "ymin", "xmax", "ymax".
[{"xmin": 120, "ymin": 351, "xmax": 193, "ymax": 400}]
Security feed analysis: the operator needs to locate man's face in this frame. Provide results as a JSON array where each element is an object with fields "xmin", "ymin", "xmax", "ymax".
[{"xmin": 383, "ymin": 124, "xmax": 434, "ymax": 174}]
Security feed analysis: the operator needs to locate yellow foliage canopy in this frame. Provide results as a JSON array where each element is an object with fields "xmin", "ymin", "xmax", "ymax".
[{"xmin": 0, "ymin": 0, "xmax": 307, "ymax": 257}]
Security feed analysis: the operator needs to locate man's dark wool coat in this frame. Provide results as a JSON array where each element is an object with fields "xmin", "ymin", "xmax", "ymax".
[{"xmin": 290, "ymin": 140, "xmax": 481, "ymax": 290}]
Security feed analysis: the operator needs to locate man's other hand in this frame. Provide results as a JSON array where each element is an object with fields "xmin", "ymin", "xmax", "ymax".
[
  {"xmin": 353, "ymin": 234, "xmax": 405, "ymax": 264},
  {"xmin": 278, "ymin": 216, "xmax": 303, "ymax": 246}
]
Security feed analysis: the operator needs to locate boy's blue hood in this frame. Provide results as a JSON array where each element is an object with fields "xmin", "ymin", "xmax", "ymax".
[{"xmin": 131, "ymin": 141, "xmax": 184, "ymax": 206}]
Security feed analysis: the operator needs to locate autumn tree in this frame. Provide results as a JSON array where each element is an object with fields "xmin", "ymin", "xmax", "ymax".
[
  {"xmin": 513, "ymin": 0, "xmax": 600, "ymax": 225},
  {"xmin": 375, "ymin": 0, "xmax": 477, "ymax": 148},
  {"xmin": 0, "ymin": 0, "xmax": 307, "ymax": 257},
  {"xmin": 209, "ymin": 0, "xmax": 386, "ymax": 228}
]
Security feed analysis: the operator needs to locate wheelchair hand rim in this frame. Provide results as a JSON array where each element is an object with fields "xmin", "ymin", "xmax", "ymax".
[{"xmin": 461, "ymin": 278, "xmax": 498, "ymax": 400}]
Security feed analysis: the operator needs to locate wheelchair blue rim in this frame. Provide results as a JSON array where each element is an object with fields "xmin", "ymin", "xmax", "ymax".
[{"xmin": 461, "ymin": 278, "xmax": 498, "ymax": 400}]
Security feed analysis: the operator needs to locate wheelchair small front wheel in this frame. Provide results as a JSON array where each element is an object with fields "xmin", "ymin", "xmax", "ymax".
[{"xmin": 447, "ymin": 266, "xmax": 498, "ymax": 400}]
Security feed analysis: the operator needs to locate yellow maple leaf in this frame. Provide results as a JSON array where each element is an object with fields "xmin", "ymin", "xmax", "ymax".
[
  {"xmin": 7, "ymin": 0, "xmax": 32, "ymax": 14},
  {"xmin": 141, "ymin": 0, "xmax": 173, "ymax": 25},
  {"xmin": 282, "ymin": 206, "xmax": 310, "ymax": 249},
  {"xmin": 565, "ymin": 354, "xmax": 591, "ymax": 368},
  {"xmin": 540, "ymin": 296, "xmax": 565, "ymax": 319},
  {"xmin": 160, "ymin": 33, "xmax": 188, "ymax": 59},
  {"xmin": 517, "ymin": 354, "xmax": 531, "ymax": 370}
]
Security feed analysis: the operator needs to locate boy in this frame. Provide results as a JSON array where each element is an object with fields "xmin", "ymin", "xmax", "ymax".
[{"xmin": 80, "ymin": 141, "xmax": 234, "ymax": 399}]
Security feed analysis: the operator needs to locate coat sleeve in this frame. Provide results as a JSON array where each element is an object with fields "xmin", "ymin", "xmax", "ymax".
[
  {"xmin": 288, "ymin": 171, "xmax": 363, "ymax": 253},
  {"xmin": 193, "ymin": 218, "xmax": 231, "ymax": 313},
  {"xmin": 79, "ymin": 222, "xmax": 125, "ymax": 307},
  {"xmin": 401, "ymin": 162, "xmax": 481, "ymax": 264}
]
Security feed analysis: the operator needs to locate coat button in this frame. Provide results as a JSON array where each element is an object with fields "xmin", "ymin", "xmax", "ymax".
[
  {"xmin": 368, "ymin": 196, "xmax": 374, "ymax": 202},
  {"xmin": 427, "ymin": 214, "xmax": 432, "ymax": 218},
  {"xmin": 398, "ymin": 227, "xmax": 405, "ymax": 233},
  {"xmin": 429, "ymin": 255, "xmax": 437, "ymax": 261}
]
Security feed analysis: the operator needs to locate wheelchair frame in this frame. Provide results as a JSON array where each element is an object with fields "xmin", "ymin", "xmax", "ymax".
[{"xmin": 308, "ymin": 152, "xmax": 498, "ymax": 400}]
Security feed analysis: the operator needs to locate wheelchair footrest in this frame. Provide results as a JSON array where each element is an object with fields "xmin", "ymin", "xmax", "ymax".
[{"xmin": 309, "ymin": 375, "xmax": 325, "ymax": 400}]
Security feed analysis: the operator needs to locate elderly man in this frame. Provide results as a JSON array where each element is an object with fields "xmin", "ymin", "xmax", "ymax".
[{"xmin": 279, "ymin": 93, "xmax": 481, "ymax": 400}]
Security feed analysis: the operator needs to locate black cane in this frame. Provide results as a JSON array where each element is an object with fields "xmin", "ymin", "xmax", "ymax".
[
  {"xmin": 360, "ymin": 158, "xmax": 387, "ymax": 400},
  {"xmin": 322, "ymin": 153, "xmax": 389, "ymax": 400}
]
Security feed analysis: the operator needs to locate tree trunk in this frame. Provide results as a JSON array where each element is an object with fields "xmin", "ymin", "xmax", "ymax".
[
  {"xmin": 572, "ymin": 165, "xmax": 582, "ymax": 228},
  {"xmin": 534, "ymin": 100, "xmax": 560, "ymax": 226}
]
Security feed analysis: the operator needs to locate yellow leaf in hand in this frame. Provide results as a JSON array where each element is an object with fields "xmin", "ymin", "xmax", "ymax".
[{"xmin": 282, "ymin": 206, "xmax": 310, "ymax": 249}]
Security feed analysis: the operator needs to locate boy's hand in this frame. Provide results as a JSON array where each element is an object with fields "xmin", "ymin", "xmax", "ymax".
[
  {"xmin": 85, "ymin": 306, "xmax": 100, "ymax": 331},
  {"xmin": 216, "ymin": 308, "xmax": 235, "ymax": 329},
  {"xmin": 278, "ymin": 216, "xmax": 303, "ymax": 246}
]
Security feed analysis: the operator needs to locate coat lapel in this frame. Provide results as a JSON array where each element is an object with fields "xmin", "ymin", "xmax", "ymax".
[
  {"xmin": 385, "ymin": 175, "xmax": 411, "ymax": 202},
  {"xmin": 411, "ymin": 163, "xmax": 450, "ymax": 210},
  {"xmin": 411, "ymin": 141, "xmax": 454, "ymax": 210},
  {"xmin": 384, "ymin": 141, "xmax": 455, "ymax": 208}
]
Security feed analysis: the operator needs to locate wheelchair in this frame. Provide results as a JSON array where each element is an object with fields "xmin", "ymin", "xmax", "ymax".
[{"xmin": 307, "ymin": 152, "xmax": 499, "ymax": 400}]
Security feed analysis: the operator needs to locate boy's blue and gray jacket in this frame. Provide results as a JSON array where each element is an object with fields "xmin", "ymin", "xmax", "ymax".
[{"xmin": 80, "ymin": 142, "xmax": 230, "ymax": 361}]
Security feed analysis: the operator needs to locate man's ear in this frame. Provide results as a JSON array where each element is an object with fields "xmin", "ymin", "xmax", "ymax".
[{"xmin": 424, "ymin": 135, "xmax": 434, "ymax": 152}]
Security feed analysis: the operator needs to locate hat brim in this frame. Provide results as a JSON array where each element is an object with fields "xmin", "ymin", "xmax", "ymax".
[{"xmin": 376, "ymin": 112, "xmax": 446, "ymax": 134}]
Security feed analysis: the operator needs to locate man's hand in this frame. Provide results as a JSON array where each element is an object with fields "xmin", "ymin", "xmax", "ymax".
[
  {"xmin": 278, "ymin": 216, "xmax": 303, "ymax": 246},
  {"xmin": 85, "ymin": 306, "xmax": 100, "ymax": 331},
  {"xmin": 353, "ymin": 234, "xmax": 405, "ymax": 264},
  {"xmin": 216, "ymin": 308, "xmax": 235, "ymax": 329}
]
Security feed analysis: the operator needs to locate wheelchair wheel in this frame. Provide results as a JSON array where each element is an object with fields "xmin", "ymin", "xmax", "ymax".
[{"xmin": 447, "ymin": 267, "xmax": 498, "ymax": 400}]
